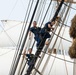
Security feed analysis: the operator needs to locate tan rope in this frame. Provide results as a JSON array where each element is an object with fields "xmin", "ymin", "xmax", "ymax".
[{"xmin": 48, "ymin": 26, "xmax": 66, "ymax": 75}]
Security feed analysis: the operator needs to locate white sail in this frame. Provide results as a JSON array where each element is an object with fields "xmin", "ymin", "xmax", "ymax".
[{"xmin": 0, "ymin": 20, "xmax": 25, "ymax": 47}]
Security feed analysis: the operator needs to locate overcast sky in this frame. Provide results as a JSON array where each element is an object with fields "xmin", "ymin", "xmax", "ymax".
[
  {"xmin": 0, "ymin": 0, "xmax": 76, "ymax": 75},
  {"xmin": 0, "ymin": 0, "xmax": 76, "ymax": 25}
]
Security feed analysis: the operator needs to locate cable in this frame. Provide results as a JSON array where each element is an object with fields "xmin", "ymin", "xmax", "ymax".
[
  {"xmin": 61, "ymin": 40, "xmax": 69, "ymax": 75},
  {"xmin": 52, "ymin": 0, "xmax": 64, "ymax": 21},
  {"xmin": 31, "ymin": 0, "xmax": 52, "ymax": 50},
  {"xmin": 59, "ymin": 20, "xmax": 70, "ymax": 27},
  {"xmin": 31, "ymin": 0, "xmax": 73, "ymax": 52},
  {"xmin": 51, "ymin": 30, "xmax": 72, "ymax": 43},
  {"xmin": 32, "ymin": 2, "xmax": 61, "ymax": 75},
  {"xmin": 15, "ymin": 0, "xmax": 39, "ymax": 73},
  {"xmin": 0, "ymin": 21, "xmax": 22, "ymax": 34},
  {"xmin": 7, "ymin": 0, "xmax": 19, "ymax": 18},
  {"xmin": 16, "ymin": 0, "xmax": 33, "ymax": 53},
  {"xmin": 26, "ymin": 0, "xmax": 65, "ymax": 75},
  {"xmin": 42, "ymin": 51, "xmax": 76, "ymax": 64},
  {"xmin": 16, "ymin": 0, "xmax": 34, "ymax": 53},
  {"xmin": 0, "ymin": 50, "xmax": 13, "ymax": 57},
  {"xmin": 41, "ymin": 3, "xmax": 75, "ymax": 70},
  {"xmin": 55, "ymin": 24, "xmax": 68, "ymax": 75},
  {"xmin": 20, "ymin": 1, "xmax": 51, "ymax": 73},
  {"xmin": 48, "ymin": 54, "xmax": 56, "ymax": 75},
  {"xmin": 31, "ymin": 0, "xmax": 47, "ymax": 49},
  {"xmin": 41, "ymin": 2, "xmax": 70, "ymax": 74},
  {"xmin": 59, "ymin": 11, "xmax": 71, "ymax": 75},
  {"xmin": 0, "ymin": 25, "xmax": 16, "ymax": 46},
  {"xmin": 38, "ymin": 0, "xmax": 46, "ymax": 24},
  {"xmin": 20, "ymin": 0, "xmax": 27, "ymax": 10},
  {"xmin": 64, "ymin": 3, "xmax": 76, "ymax": 10},
  {"xmin": 10, "ymin": 0, "xmax": 40, "ymax": 74},
  {"xmin": 34, "ymin": 0, "xmax": 45, "ymax": 22},
  {"xmin": 48, "ymin": 0, "xmax": 57, "ymax": 20},
  {"xmin": 40, "ymin": 0, "xmax": 53, "ymax": 27},
  {"xmin": 48, "ymin": 25, "xmax": 65, "ymax": 75},
  {"xmin": 9, "ymin": 0, "xmax": 33, "ymax": 74}
]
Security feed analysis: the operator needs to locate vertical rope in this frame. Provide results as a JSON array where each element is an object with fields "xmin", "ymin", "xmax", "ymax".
[
  {"xmin": 9, "ymin": 0, "xmax": 33, "ymax": 74},
  {"xmin": 9, "ymin": 0, "xmax": 39, "ymax": 74},
  {"xmin": 61, "ymin": 40, "xmax": 69, "ymax": 75},
  {"xmin": 41, "ymin": 1, "xmax": 68, "ymax": 74}
]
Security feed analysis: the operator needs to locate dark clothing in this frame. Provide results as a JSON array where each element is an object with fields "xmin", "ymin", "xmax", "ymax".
[
  {"xmin": 39, "ymin": 21, "xmax": 52, "ymax": 39},
  {"xmin": 45, "ymin": 21, "xmax": 52, "ymax": 31},
  {"xmin": 26, "ymin": 54, "xmax": 34, "ymax": 65},
  {"xmin": 29, "ymin": 23, "xmax": 52, "ymax": 48},
  {"xmin": 30, "ymin": 27, "xmax": 41, "ymax": 36},
  {"xmin": 40, "ymin": 28, "xmax": 51, "ymax": 39},
  {"xmin": 29, "ymin": 27, "xmax": 41, "ymax": 47}
]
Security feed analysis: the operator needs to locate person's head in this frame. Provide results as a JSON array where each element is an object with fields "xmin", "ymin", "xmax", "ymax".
[
  {"xmin": 33, "ymin": 21, "xmax": 37, "ymax": 27},
  {"xmin": 51, "ymin": 21, "xmax": 55, "ymax": 25},
  {"xmin": 28, "ymin": 48, "xmax": 32, "ymax": 54},
  {"xmin": 55, "ymin": 16, "xmax": 60, "ymax": 21},
  {"xmin": 51, "ymin": 16, "xmax": 60, "ymax": 23}
]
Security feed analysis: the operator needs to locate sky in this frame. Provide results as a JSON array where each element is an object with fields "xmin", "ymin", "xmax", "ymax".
[
  {"xmin": 0, "ymin": 0, "xmax": 29, "ymax": 21},
  {"xmin": 0, "ymin": 0, "xmax": 75, "ymax": 23},
  {"xmin": 0, "ymin": 0, "xmax": 76, "ymax": 27}
]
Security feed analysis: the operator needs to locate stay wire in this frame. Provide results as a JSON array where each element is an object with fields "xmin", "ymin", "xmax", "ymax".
[
  {"xmin": 8, "ymin": 0, "xmax": 19, "ymax": 18},
  {"xmin": 9, "ymin": 0, "xmax": 33, "ymax": 74},
  {"xmin": 0, "ymin": 25, "xmax": 16, "ymax": 46},
  {"xmin": 47, "ymin": 2, "xmax": 59, "ymax": 75},
  {"xmin": 61, "ymin": 38, "xmax": 69, "ymax": 75},
  {"xmin": 38, "ymin": 0, "xmax": 49, "ymax": 24},
  {"xmin": 16, "ymin": 0, "xmax": 33, "ymax": 54},
  {"xmin": 20, "ymin": 0, "xmax": 27, "ymax": 10},
  {"xmin": 15, "ymin": 0, "xmax": 33, "ymax": 64},
  {"xmin": 48, "ymin": 0, "xmax": 57, "ymax": 20},
  {"xmin": 35, "ymin": 0, "xmax": 64, "ymax": 63},
  {"xmin": 15, "ymin": 0, "xmax": 33, "ymax": 65},
  {"xmin": 48, "ymin": 13, "xmax": 67, "ymax": 75},
  {"xmin": 42, "ymin": 51, "xmax": 76, "ymax": 64},
  {"xmin": 48, "ymin": 3, "xmax": 65, "ymax": 74},
  {"xmin": 59, "ymin": 15, "xmax": 70, "ymax": 75},
  {"xmin": 40, "ymin": 0, "xmax": 53, "ymax": 27},
  {"xmin": 42, "ymin": 25, "xmax": 72, "ymax": 68},
  {"xmin": 0, "ymin": 22, "xmax": 22, "ymax": 35},
  {"xmin": 10, "ymin": 0, "xmax": 40, "ymax": 74},
  {"xmin": 31, "ymin": 0, "xmax": 46, "ymax": 49},
  {"xmin": 51, "ymin": 28, "xmax": 72, "ymax": 43},
  {"xmin": 18, "ymin": 0, "xmax": 44, "ymax": 73},
  {"xmin": 0, "ymin": 50, "xmax": 14, "ymax": 57},
  {"xmin": 64, "ymin": 3, "xmax": 76, "ymax": 10},
  {"xmin": 31, "ymin": 0, "xmax": 52, "ymax": 49},
  {"xmin": 41, "ymin": 1, "xmax": 69, "ymax": 74},
  {"xmin": 33, "ymin": 2, "xmax": 58, "ymax": 75},
  {"xmin": 51, "ymin": 24, "xmax": 68, "ymax": 75},
  {"xmin": 34, "ymin": 0, "xmax": 45, "ymax": 22},
  {"xmin": 40, "ymin": 1, "xmax": 74, "ymax": 69},
  {"xmin": 31, "ymin": 0, "xmax": 49, "ymax": 49},
  {"xmin": 26, "ymin": 0, "xmax": 64, "ymax": 75},
  {"xmin": 21, "ymin": 0, "xmax": 48, "ymax": 74}
]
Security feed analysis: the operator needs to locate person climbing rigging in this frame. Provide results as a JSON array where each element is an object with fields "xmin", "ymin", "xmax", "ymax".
[
  {"xmin": 39, "ymin": 17, "xmax": 59, "ymax": 47},
  {"xmin": 29, "ymin": 21, "xmax": 41, "ymax": 47},
  {"xmin": 29, "ymin": 17, "xmax": 59, "ymax": 49},
  {"xmin": 25, "ymin": 48, "xmax": 34, "ymax": 66},
  {"xmin": 25, "ymin": 0, "xmax": 64, "ymax": 74}
]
